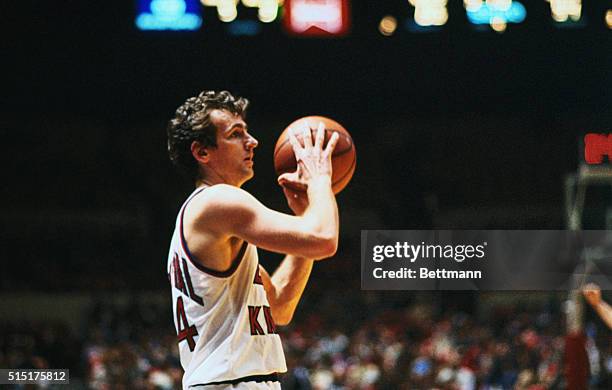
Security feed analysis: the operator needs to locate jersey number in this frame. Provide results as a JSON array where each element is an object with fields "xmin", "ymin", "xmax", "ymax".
[{"xmin": 176, "ymin": 296, "xmax": 198, "ymax": 351}]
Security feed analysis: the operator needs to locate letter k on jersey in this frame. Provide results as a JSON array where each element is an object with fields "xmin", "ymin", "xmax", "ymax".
[
  {"xmin": 584, "ymin": 134, "xmax": 612, "ymax": 164},
  {"xmin": 248, "ymin": 305, "xmax": 277, "ymax": 335}
]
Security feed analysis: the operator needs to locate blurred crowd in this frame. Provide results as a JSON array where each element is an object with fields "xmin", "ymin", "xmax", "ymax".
[
  {"xmin": 1, "ymin": 291, "xmax": 610, "ymax": 390},
  {"xmin": 282, "ymin": 303, "xmax": 610, "ymax": 390}
]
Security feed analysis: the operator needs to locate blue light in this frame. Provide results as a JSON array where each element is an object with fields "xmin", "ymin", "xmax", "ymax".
[
  {"xmin": 227, "ymin": 20, "xmax": 262, "ymax": 36},
  {"xmin": 136, "ymin": 0, "xmax": 202, "ymax": 31},
  {"xmin": 466, "ymin": 1, "xmax": 526, "ymax": 25}
]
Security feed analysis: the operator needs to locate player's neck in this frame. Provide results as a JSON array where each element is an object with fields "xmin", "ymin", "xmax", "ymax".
[
  {"xmin": 196, "ymin": 177, "xmax": 222, "ymax": 188},
  {"xmin": 195, "ymin": 172, "xmax": 242, "ymax": 188}
]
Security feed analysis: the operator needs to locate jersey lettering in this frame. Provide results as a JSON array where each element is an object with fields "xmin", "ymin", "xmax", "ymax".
[
  {"xmin": 173, "ymin": 254, "xmax": 188, "ymax": 295},
  {"xmin": 171, "ymin": 253, "xmax": 205, "ymax": 306},
  {"xmin": 248, "ymin": 306, "xmax": 265, "ymax": 335},
  {"xmin": 263, "ymin": 306, "xmax": 276, "ymax": 334},
  {"xmin": 253, "ymin": 266, "xmax": 263, "ymax": 285},
  {"xmin": 182, "ymin": 258, "xmax": 204, "ymax": 306},
  {"xmin": 248, "ymin": 305, "xmax": 277, "ymax": 335},
  {"xmin": 176, "ymin": 296, "xmax": 198, "ymax": 351}
]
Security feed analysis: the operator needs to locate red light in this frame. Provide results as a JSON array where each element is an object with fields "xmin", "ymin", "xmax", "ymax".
[
  {"xmin": 284, "ymin": 0, "xmax": 350, "ymax": 36},
  {"xmin": 584, "ymin": 134, "xmax": 612, "ymax": 165}
]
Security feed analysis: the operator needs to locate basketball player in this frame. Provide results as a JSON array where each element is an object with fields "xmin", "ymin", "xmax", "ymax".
[
  {"xmin": 582, "ymin": 283, "xmax": 612, "ymax": 329},
  {"xmin": 166, "ymin": 90, "xmax": 340, "ymax": 389}
]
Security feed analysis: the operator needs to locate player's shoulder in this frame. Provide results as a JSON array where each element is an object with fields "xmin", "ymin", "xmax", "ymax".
[
  {"xmin": 198, "ymin": 184, "xmax": 253, "ymax": 204},
  {"xmin": 187, "ymin": 184, "xmax": 257, "ymax": 218}
]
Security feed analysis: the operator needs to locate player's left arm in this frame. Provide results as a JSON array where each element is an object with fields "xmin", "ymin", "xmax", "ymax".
[
  {"xmin": 259, "ymin": 259, "xmax": 313, "ymax": 326},
  {"xmin": 259, "ymin": 172, "xmax": 334, "ymax": 326}
]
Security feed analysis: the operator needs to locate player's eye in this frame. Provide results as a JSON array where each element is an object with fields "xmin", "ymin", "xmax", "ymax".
[{"xmin": 230, "ymin": 130, "xmax": 243, "ymax": 138}]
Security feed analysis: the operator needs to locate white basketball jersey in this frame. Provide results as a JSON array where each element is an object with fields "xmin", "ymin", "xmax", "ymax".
[{"xmin": 167, "ymin": 187, "xmax": 287, "ymax": 388}]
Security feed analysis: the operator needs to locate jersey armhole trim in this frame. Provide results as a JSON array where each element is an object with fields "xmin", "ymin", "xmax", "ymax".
[{"xmin": 180, "ymin": 187, "xmax": 249, "ymax": 278}]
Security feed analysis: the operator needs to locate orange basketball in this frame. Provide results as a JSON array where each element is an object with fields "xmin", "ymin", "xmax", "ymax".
[{"xmin": 274, "ymin": 116, "xmax": 356, "ymax": 194}]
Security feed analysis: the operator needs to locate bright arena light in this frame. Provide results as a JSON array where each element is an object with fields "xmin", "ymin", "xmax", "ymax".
[
  {"xmin": 217, "ymin": 0, "xmax": 238, "ymax": 22},
  {"xmin": 487, "ymin": 0, "xmax": 511, "ymax": 12},
  {"xmin": 409, "ymin": 0, "xmax": 448, "ymax": 27},
  {"xmin": 292, "ymin": 1, "xmax": 342, "ymax": 32},
  {"xmin": 258, "ymin": 0, "xmax": 279, "ymax": 22},
  {"xmin": 136, "ymin": 0, "xmax": 202, "ymax": 31},
  {"xmin": 464, "ymin": 0, "xmax": 481, "ymax": 12},
  {"xmin": 286, "ymin": 0, "xmax": 349, "ymax": 35},
  {"xmin": 378, "ymin": 15, "xmax": 397, "ymax": 36},
  {"xmin": 490, "ymin": 15, "xmax": 507, "ymax": 32},
  {"xmin": 547, "ymin": 0, "xmax": 582, "ymax": 23},
  {"xmin": 465, "ymin": 0, "xmax": 526, "ymax": 26},
  {"xmin": 202, "ymin": 0, "xmax": 281, "ymax": 22},
  {"xmin": 605, "ymin": 9, "xmax": 612, "ymax": 29}
]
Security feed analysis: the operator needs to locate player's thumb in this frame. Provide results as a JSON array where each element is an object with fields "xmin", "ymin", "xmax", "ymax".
[
  {"xmin": 278, "ymin": 172, "xmax": 299, "ymax": 186},
  {"xmin": 278, "ymin": 172, "xmax": 307, "ymax": 191}
]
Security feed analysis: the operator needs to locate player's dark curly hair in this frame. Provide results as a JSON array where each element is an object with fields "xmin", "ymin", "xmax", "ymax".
[{"xmin": 167, "ymin": 90, "xmax": 249, "ymax": 180}]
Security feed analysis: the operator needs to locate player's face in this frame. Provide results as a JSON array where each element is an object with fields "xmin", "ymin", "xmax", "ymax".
[{"xmin": 207, "ymin": 109, "xmax": 259, "ymax": 187}]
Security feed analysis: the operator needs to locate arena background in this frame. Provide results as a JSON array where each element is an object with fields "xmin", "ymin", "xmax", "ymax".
[{"xmin": 2, "ymin": 1, "xmax": 611, "ymax": 389}]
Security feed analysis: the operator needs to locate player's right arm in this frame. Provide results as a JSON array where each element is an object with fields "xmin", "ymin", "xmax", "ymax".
[{"xmin": 191, "ymin": 123, "xmax": 340, "ymax": 259}]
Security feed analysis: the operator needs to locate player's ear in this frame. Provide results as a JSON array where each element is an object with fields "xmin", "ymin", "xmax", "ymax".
[{"xmin": 191, "ymin": 141, "xmax": 210, "ymax": 164}]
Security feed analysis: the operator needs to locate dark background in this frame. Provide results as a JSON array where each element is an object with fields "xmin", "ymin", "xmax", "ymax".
[{"xmin": 2, "ymin": 0, "xmax": 610, "ymax": 291}]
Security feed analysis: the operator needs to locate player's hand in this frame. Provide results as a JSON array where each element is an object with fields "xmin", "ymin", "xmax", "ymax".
[
  {"xmin": 582, "ymin": 283, "xmax": 602, "ymax": 307},
  {"xmin": 280, "ymin": 184, "xmax": 309, "ymax": 216},
  {"xmin": 278, "ymin": 121, "xmax": 339, "ymax": 189}
]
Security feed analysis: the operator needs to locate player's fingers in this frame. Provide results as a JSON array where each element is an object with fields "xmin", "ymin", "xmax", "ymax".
[
  {"xmin": 288, "ymin": 128, "xmax": 303, "ymax": 155},
  {"xmin": 314, "ymin": 121, "xmax": 325, "ymax": 150},
  {"xmin": 323, "ymin": 131, "xmax": 340, "ymax": 157},
  {"xmin": 302, "ymin": 122, "xmax": 313, "ymax": 149}
]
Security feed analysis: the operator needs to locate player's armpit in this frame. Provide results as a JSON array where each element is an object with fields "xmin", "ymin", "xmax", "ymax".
[
  {"xmin": 258, "ymin": 262, "xmax": 313, "ymax": 326},
  {"xmin": 191, "ymin": 184, "xmax": 337, "ymax": 259}
]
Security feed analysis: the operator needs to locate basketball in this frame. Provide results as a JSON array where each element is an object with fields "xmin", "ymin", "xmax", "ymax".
[{"xmin": 274, "ymin": 116, "xmax": 356, "ymax": 194}]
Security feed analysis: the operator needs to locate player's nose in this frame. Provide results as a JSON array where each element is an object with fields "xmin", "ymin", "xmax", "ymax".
[{"xmin": 246, "ymin": 134, "xmax": 258, "ymax": 149}]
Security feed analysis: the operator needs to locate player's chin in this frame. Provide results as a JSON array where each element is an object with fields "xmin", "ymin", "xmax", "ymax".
[{"xmin": 243, "ymin": 167, "xmax": 255, "ymax": 180}]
